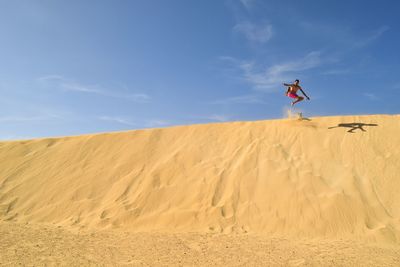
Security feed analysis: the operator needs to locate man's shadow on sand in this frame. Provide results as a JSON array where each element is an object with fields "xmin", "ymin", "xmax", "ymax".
[{"xmin": 328, "ymin": 122, "xmax": 378, "ymax": 133}]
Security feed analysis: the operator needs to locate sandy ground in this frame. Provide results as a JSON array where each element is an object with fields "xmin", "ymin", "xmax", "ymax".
[
  {"xmin": 1, "ymin": 221, "xmax": 399, "ymax": 266},
  {"xmin": 1, "ymin": 114, "xmax": 400, "ymax": 265}
]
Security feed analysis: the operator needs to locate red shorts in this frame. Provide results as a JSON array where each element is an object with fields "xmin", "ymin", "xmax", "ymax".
[{"xmin": 287, "ymin": 92, "xmax": 299, "ymax": 99}]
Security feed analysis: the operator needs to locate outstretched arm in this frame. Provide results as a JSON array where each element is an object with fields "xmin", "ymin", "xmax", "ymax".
[
  {"xmin": 299, "ymin": 88, "xmax": 310, "ymax": 100},
  {"xmin": 283, "ymin": 83, "xmax": 293, "ymax": 86}
]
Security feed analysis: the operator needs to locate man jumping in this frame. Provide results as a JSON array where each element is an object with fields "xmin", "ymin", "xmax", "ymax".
[{"xmin": 283, "ymin": 79, "xmax": 310, "ymax": 106}]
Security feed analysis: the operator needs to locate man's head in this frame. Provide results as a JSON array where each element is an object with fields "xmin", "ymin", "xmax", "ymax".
[{"xmin": 294, "ymin": 79, "xmax": 300, "ymax": 85}]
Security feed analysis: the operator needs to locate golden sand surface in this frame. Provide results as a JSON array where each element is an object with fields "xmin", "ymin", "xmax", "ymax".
[
  {"xmin": 1, "ymin": 221, "xmax": 399, "ymax": 266},
  {"xmin": 1, "ymin": 114, "xmax": 400, "ymax": 265}
]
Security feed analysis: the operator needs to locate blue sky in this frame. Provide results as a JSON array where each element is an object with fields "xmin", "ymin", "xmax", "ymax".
[{"xmin": 0, "ymin": 0, "xmax": 399, "ymax": 140}]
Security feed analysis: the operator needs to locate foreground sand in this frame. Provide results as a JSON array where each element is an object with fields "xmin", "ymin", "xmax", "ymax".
[
  {"xmin": 2, "ymin": 221, "xmax": 399, "ymax": 266},
  {"xmin": 1, "ymin": 114, "xmax": 400, "ymax": 265}
]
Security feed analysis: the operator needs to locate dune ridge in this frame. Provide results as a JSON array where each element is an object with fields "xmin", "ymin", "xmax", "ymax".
[{"xmin": 0, "ymin": 114, "xmax": 399, "ymax": 243}]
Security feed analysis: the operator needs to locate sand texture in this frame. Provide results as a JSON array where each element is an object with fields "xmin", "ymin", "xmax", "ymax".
[
  {"xmin": 1, "ymin": 114, "xmax": 400, "ymax": 265},
  {"xmin": 1, "ymin": 221, "xmax": 399, "ymax": 266}
]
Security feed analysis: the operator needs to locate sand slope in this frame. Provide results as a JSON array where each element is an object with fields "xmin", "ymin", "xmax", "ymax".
[
  {"xmin": 2, "ymin": 221, "xmax": 399, "ymax": 266},
  {"xmin": 1, "ymin": 114, "xmax": 400, "ymax": 242}
]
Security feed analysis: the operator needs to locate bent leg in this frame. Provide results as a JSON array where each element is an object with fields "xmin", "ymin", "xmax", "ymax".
[{"xmin": 291, "ymin": 96, "xmax": 304, "ymax": 106}]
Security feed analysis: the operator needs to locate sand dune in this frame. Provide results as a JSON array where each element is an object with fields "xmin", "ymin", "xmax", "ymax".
[
  {"xmin": 1, "ymin": 114, "xmax": 400, "ymax": 245},
  {"xmin": 2, "ymin": 221, "xmax": 400, "ymax": 266}
]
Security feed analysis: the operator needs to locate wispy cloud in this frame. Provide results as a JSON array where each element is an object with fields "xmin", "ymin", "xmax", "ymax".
[
  {"xmin": 233, "ymin": 21, "xmax": 273, "ymax": 43},
  {"xmin": 188, "ymin": 114, "xmax": 231, "ymax": 123},
  {"xmin": 144, "ymin": 120, "xmax": 170, "ymax": 128},
  {"xmin": 98, "ymin": 116, "xmax": 136, "ymax": 126},
  {"xmin": 363, "ymin": 93, "xmax": 379, "ymax": 101},
  {"xmin": 0, "ymin": 115, "xmax": 59, "ymax": 123},
  {"xmin": 0, "ymin": 134, "xmax": 35, "ymax": 141},
  {"xmin": 321, "ymin": 68, "xmax": 352, "ymax": 75},
  {"xmin": 99, "ymin": 116, "xmax": 172, "ymax": 128},
  {"xmin": 209, "ymin": 94, "xmax": 265, "ymax": 105},
  {"xmin": 300, "ymin": 22, "xmax": 390, "ymax": 49},
  {"xmin": 62, "ymin": 83, "xmax": 151, "ymax": 102},
  {"xmin": 239, "ymin": 0, "xmax": 256, "ymax": 10},
  {"xmin": 61, "ymin": 83, "xmax": 102, "ymax": 94},
  {"xmin": 205, "ymin": 114, "xmax": 230, "ymax": 122},
  {"xmin": 392, "ymin": 83, "xmax": 400, "ymax": 89},
  {"xmin": 354, "ymin": 26, "xmax": 390, "ymax": 48},
  {"xmin": 125, "ymin": 93, "xmax": 151, "ymax": 102},
  {"xmin": 268, "ymin": 51, "xmax": 321, "ymax": 74},
  {"xmin": 37, "ymin": 75, "xmax": 151, "ymax": 102},
  {"xmin": 221, "ymin": 51, "xmax": 322, "ymax": 91},
  {"xmin": 37, "ymin": 75, "xmax": 64, "ymax": 82}
]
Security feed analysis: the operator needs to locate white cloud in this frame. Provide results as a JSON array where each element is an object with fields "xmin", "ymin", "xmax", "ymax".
[
  {"xmin": 233, "ymin": 22, "xmax": 273, "ymax": 43},
  {"xmin": 393, "ymin": 84, "xmax": 400, "ymax": 89},
  {"xmin": 269, "ymin": 51, "xmax": 321, "ymax": 74},
  {"xmin": 363, "ymin": 93, "xmax": 378, "ymax": 101},
  {"xmin": 0, "ymin": 115, "xmax": 59, "ymax": 123},
  {"xmin": 206, "ymin": 114, "xmax": 230, "ymax": 122},
  {"xmin": 145, "ymin": 120, "xmax": 170, "ymax": 128},
  {"xmin": 300, "ymin": 22, "xmax": 389, "ymax": 49},
  {"xmin": 322, "ymin": 68, "xmax": 352, "ymax": 75},
  {"xmin": 240, "ymin": 0, "xmax": 256, "ymax": 10},
  {"xmin": 126, "ymin": 93, "xmax": 151, "ymax": 103},
  {"xmin": 37, "ymin": 75, "xmax": 151, "ymax": 102},
  {"xmin": 0, "ymin": 134, "xmax": 34, "ymax": 141},
  {"xmin": 37, "ymin": 75, "xmax": 64, "ymax": 82},
  {"xmin": 61, "ymin": 83, "xmax": 102, "ymax": 94},
  {"xmin": 99, "ymin": 116, "xmax": 173, "ymax": 128},
  {"xmin": 354, "ymin": 26, "xmax": 390, "ymax": 48},
  {"xmin": 230, "ymin": 51, "xmax": 322, "ymax": 91},
  {"xmin": 209, "ymin": 94, "xmax": 265, "ymax": 105},
  {"xmin": 98, "ymin": 116, "xmax": 136, "ymax": 126},
  {"xmin": 188, "ymin": 114, "xmax": 231, "ymax": 123}
]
